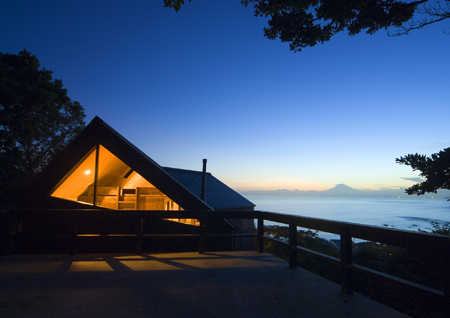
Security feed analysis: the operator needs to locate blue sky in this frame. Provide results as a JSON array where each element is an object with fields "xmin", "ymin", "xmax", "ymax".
[{"xmin": 2, "ymin": 1, "xmax": 449, "ymax": 191}]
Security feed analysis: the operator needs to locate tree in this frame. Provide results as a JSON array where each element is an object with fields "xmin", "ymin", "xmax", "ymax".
[
  {"xmin": 164, "ymin": 0, "xmax": 450, "ymax": 52},
  {"xmin": 419, "ymin": 221, "xmax": 450, "ymax": 235},
  {"xmin": 0, "ymin": 50, "xmax": 85, "ymax": 207},
  {"xmin": 396, "ymin": 147, "xmax": 450, "ymax": 196}
]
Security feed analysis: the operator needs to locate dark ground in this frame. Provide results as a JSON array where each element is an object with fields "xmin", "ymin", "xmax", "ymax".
[{"xmin": 0, "ymin": 251, "xmax": 409, "ymax": 318}]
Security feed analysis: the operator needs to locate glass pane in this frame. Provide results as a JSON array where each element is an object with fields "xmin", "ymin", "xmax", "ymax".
[
  {"xmin": 51, "ymin": 148, "xmax": 96, "ymax": 205},
  {"xmin": 94, "ymin": 145, "xmax": 128, "ymax": 209},
  {"xmin": 51, "ymin": 143, "xmax": 196, "ymax": 225}
]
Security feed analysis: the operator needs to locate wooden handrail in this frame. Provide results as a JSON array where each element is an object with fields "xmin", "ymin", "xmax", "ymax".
[{"xmin": 5, "ymin": 208, "xmax": 450, "ymax": 256}]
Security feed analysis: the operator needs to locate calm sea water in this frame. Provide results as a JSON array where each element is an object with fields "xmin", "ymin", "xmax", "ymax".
[{"xmin": 246, "ymin": 196, "xmax": 450, "ymax": 236}]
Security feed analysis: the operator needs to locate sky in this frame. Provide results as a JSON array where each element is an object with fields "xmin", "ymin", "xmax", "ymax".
[{"xmin": 1, "ymin": 1, "xmax": 449, "ymax": 192}]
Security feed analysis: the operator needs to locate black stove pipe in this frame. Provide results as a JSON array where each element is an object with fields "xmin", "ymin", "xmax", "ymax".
[{"xmin": 201, "ymin": 159, "xmax": 207, "ymax": 202}]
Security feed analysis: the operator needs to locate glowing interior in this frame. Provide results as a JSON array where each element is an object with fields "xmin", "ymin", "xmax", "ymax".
[{"xmin": 51, "ymin": 145, "xmax": 198, "ymax": 226}]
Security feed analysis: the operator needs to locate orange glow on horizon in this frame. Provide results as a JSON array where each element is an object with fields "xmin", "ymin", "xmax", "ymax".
[
  {"xmin": 232, "ymin": 183, "xmax": 407, "ymax": 192},
  {"xmin": 231, "ymin": 182, "xmax": 330, "ymax": 192}
]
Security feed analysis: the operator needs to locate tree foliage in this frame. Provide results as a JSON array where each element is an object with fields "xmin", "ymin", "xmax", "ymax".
[
  {"xmin": 419, "ymin": 221, "xmax": 450, "ymax": 235},
  {"xmin": 164, "ymin": 0, "xmax": 191, "ymax": 12},
  {"xmin": 0, "ymin": 50, "xmax": 85, "ymax": 207},
  {"xmin": 393, "ymin": 0, "xmax": 450, "ymax": 35},
  {"xmin": 164, "ymin": 0, "xmax": 450, "ymax": 52},
  {"xmin": 396, "ymin": 147, "xmax": 450, "ymax": 196}
]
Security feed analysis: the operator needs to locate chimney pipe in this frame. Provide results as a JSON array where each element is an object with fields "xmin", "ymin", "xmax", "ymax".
[{"xmin": 201, "ymin": 159, "xmax": 207, "ymax": 201}]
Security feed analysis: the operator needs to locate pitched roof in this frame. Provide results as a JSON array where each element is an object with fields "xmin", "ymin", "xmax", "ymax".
[
  {"xmin": 28, "ymin": 116, "xmax": 254, "ymax": 211},
  {"xmin": 163, "ymin": 167, "xmax": 255, "ymax": 210}
]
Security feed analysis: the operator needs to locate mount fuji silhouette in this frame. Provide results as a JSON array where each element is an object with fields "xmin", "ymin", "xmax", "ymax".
[{"xmin": 239, "ymin": 184, "xmax": 450, "ymax": 199}]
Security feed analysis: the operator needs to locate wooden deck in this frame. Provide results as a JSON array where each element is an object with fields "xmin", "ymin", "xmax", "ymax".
[{"xmin": 0, "ymin": 251, "xmax": 409, "ymax": 317}]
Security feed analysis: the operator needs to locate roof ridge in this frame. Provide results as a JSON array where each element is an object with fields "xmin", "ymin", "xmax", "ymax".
[{"xmin": 162, "ymin": 166, "xmax": 212, "ymax": 176}]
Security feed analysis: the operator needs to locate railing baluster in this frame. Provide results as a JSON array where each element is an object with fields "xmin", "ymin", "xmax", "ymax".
[
  {"xmin": 340, "ymin": 226, "xmax": 353, "ymax": 294},
  {"xmin": 135, "ymin": 214, "xmax": 143, "ymax": 255},
  {"xmin": 257, "ymin": 217, "xmax": 264, "ymax": 253},
  {"xmin": 443, "ymin": 249, "xmax": 450, "ymax": 317},
  {"xmin": 70, "ymin": 214, "xmax": 79, "ymax": 255},
  {"xmin": 1, "ymin": 211, "xmax": 8, "ymax": 255},
  {"xmin": 289, "ymin": 219, "xmax": 297, "ymax": 268},
  {"xmin": 199, "ymin": 214, "xmax": 205, "ymax": 254}
]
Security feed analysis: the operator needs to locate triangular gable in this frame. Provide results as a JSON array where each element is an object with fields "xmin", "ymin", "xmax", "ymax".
[{"xmin": 28, "ymin": 116, "xmax": 213, "ymax": 211}]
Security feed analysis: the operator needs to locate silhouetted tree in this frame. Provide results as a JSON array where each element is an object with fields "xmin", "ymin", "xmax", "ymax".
[
  {"xmin": 164, "ymin": 0, "xmax": 450, "ymax": 52},
  {"xmin": 396, "ymin": 147, "xmax": 450, "ymax": 196},
  {"xmin": 0, "ymin": 50, "xmax": 85, "ymax": 208},
  {"xmin": 419, "ymin": 221, "xmax": 450, "ymax": 235}
]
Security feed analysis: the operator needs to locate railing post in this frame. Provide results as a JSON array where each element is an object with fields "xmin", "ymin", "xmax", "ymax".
[
  {"xmin": 443, "ymin": 247, "xmax": 450, "ymax": 317},
  {"xmin": 70, "ymin": 214, "xmax": 79, "ymax": 255},
  {"xmin": 199, "ymin": 214, "xmax": 205, "ymax": 254},
  {"xmin": 135, "ymin": 214, "xmax": 143, "ymax": 255},
  {"xmin": 445, "ymin": 277, "xmax": 450, "ymax": 317},
  {"xmin": 289, "ymin": 219, "xmax": 298, "ymax": 268},
  {"xmin": 340, "ymin": 226, "xmax": 353, "ymax": 294},
  {"xmin": 1, "ymin": 211, "xmax": 8, "ymax": 255},
  {"xmin": 257, "ymin": 217, "xmax": 264, "ymax": 253}
]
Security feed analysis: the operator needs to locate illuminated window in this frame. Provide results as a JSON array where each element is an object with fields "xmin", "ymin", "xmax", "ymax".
[
  {"xmin": 50, "ymin": 145, "xmax": 198, "ymax": 225},
  {"xmin": 51, "ymin": 147, "xmax": 96, "ymax": 205}
]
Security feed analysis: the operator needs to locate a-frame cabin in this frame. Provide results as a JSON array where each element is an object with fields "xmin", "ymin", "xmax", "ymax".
[{"xmin": 24, "ymin": 116, "xmax": 255, "ymax": 252}]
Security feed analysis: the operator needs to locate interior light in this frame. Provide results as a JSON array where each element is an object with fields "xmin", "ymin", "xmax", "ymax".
[{"xmin": 85, "ymin": 170, "xmax": 91, "ymax": 175}]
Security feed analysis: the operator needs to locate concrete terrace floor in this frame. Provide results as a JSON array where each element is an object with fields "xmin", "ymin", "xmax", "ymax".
[{"xmin": 0, "ymin": 251, "xmax": 409, "ymax": 318}]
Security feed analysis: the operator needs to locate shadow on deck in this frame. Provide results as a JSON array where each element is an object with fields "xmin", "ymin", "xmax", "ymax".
[{"xmin": 0, "ymin": 251, "xmax": 409, "ymax": 317}]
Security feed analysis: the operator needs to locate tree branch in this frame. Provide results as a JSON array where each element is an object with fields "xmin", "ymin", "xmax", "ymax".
[{"xmin": 389, "ymin": 0, "xmax": 450, "ymax": 35}]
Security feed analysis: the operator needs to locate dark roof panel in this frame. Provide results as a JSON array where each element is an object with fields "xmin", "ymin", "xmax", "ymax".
[{"xmin": 163, "ymin": 167, "xmax": 255, "ymax": 210}]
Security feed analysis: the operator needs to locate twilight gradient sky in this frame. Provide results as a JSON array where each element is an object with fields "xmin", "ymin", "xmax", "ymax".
[{"xmin": 1, "ymin": 1, "xmax": 449, "ymax": 191}]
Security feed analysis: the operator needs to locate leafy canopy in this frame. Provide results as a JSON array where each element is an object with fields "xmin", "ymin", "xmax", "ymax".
[
  {"xmin": 396, "ymin": 147, "xmax": 450, "ymax": 196},
  {"xmin": 0, "ymin": 50, "xmax": 85, "ymax": 204},
  {"xmin": 164, "ymin": 0, "xmax": 450, "ymax": 52}
]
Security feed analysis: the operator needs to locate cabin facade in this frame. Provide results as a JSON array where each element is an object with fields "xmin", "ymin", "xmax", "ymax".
[{"xmin": 24, "ymin": 116, "xmax": 255, "ymax": 252}]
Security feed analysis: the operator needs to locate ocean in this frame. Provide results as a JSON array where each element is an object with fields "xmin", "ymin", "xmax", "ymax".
[{"xmin": 245, "ymin": 196, "xmax": 450, "ymax": 239}]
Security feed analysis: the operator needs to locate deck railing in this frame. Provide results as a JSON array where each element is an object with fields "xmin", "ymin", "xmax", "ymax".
[{"xmin": 2, "ymin": 209, "xmax": 449, "ymax": 315}]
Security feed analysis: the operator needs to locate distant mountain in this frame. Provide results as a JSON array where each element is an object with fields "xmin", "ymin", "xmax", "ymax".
[
  {"xmin": 322, "ymin": 184, "xmax": 361, "ymax": 196},
  {"xmin": 239, "ymin": 184, "xmax": 450, "ymax": 199}
]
